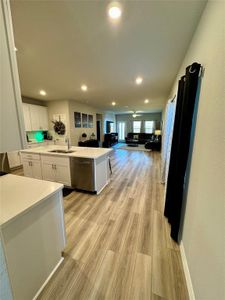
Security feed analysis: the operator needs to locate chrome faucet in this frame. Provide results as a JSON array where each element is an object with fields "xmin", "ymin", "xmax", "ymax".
[{"xmin": 65, "ymin": 137, "xmax": 71, "ymax": 150}]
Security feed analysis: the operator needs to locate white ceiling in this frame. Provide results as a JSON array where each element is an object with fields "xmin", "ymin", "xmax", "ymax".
[{"xmin": 11, "ymin": 0, "xmax": 206, "ymax": 113}]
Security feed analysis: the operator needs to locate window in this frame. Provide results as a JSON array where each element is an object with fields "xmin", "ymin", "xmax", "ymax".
[
  {"xmin": 110, "ymin": 122, "xmax": 114, "ymax": 133},
  {"xmin": 145, "ymin": 121, "xmax": 154, "ymax": 133},
  {"xmin": 133, "ymin": 121, "xmax": 141, "ymax": 133},
  {"xmin": 118, "ymin": 122, "xmax": 125, "ymax": 140}
]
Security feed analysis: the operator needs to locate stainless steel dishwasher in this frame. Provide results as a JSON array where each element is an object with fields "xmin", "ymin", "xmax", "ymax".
[{"xmin": 70, "ymin": 157, "xmax": 95, "ymax": 192}]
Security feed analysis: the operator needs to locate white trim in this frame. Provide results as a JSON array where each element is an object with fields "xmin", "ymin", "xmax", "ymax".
[
  {"xmin": 32, "ymin": 257, "xmax": 64, "ymax": 300},
  {"xmin": 180, "ymin": 242, "xmax": 196, "ymax": 300}
]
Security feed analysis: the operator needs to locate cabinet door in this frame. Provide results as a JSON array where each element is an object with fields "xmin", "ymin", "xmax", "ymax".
[
  {"xmin": 38, "ymin": 106, "xmax": 48, "ymax": 130},
  {"xmin": 29, "ymin": 105, "xmax": 40, "ymax": 131},
  {"xmin": 31, "ymin": 160, "xmax": 42, "ymax": 179},
  {"xmin": 55, "ymin": 164, "xmax": 71, "ymax": 186},
  {"xmin": 23, "ymin": 161, "xmax": 33, "ymax": 178},
  {"xmin": 42, "ymin": 162, "xmax": 55, "ymax": 182},
  {"xmin": 22, "ymin": 103, "xmax": 31, "ymax": 131}
]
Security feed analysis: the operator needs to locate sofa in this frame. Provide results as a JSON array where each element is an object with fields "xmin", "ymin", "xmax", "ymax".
[
  {"xmin": 103, "ymin": 133, "xmax": 118, "ymax": 148},
  {"xmin": 125, "ymin": 133, "xmax": 154, "ymax": 144}
]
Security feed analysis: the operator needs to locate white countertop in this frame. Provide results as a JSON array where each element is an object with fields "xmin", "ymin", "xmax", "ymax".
[
  {"xmin": 20, "ymin": 145, "xmax": 113, "ymax": 159},
  {"xmin": 0, "ymin": 174, "xmax": 63, "ymax": 227}
]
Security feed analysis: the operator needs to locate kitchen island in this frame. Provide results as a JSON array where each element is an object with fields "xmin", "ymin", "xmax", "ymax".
[
  {"xmin": 0, "ymin": 174, "xmax": 65, "ymax": 300},
  {"xmin": 20, "ymin": 145, "xmax": 113, "ymax": 194}
]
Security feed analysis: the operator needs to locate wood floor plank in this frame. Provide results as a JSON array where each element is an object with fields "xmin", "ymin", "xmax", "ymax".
[{"xmin": 130, "ymin": 253, "xmax": 152, "ymax": 300}]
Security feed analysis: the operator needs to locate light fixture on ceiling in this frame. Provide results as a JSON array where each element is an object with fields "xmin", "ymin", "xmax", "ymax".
[
  {"xmin": 81, "ymin": 85, "xmax": 88, "ymax": 91},
  {"xmin": 39, "ymin": 90, "xmax": 46, "ymax": 96},
  {"xmin": 108, "ymin": 2, "xmax": 122, "ymax": 20},
  {"xmin": 135, "ymin": 77, "xmax": 143, "ymax": 85},
  {"xmin": 14, "ymin": 47, "xmax": 18, "ymax": 52},
  {"xmin": 112, "ymin": 101, "xmax": 116, "ymax": 106},
  {"xmin": 132, "ymin": 111, "xmax": 142, "ymax": 118},
  {"xmin": 144, "ymin": 99, "xmax": 149, "ymax": 103}
]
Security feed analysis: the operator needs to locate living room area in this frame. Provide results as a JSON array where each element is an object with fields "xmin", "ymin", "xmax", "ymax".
[{"xmin": 102, "ymin": 111, "xmax": 162, "ymax": 152}]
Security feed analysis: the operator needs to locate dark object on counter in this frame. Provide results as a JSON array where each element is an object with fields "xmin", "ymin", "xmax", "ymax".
[
  {"xmin": 26, "ymin": 134, "xmax": 30, "ymax": 142},
  {"xmin": 78, "ymin": 139, "xmax": 99, "ymax": 147},
  {"xmin": 103, "ymin": 133, "xmax": 118, "ymax": 148}
]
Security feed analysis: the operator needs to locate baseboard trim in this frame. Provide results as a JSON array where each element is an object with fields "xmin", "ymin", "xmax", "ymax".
[
  {"xmin": 180, "ymin": 242, "xmax": 195, "ymax": 300},
  {"xmin": 32, "ymin": 257, "xmax": 64, "ymax": 300}
]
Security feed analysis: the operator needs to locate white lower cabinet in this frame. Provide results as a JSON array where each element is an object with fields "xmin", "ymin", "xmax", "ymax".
[
  {"xmin": 21, "ymin": 153, "xmax": 42, "ymax": 179},
  {"xmin": 41, "ymin": 155, "xmax": 71, "ymax": 186}
]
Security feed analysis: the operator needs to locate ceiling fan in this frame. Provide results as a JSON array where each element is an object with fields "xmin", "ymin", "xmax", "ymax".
[{"xmin": 130, "ymin": 111, "xmax": 142, "ymax": 118}]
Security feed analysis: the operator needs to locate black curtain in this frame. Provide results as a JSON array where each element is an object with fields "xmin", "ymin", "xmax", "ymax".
[{"xmin": 164, "ymin": 62, "xmax": 201, "ymax": 243}]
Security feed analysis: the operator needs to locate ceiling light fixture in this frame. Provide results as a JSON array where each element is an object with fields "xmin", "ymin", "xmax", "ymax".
[
  {"xmin": 135, "ymin": 77, "xmax": 143, "ymax": 85},
  {"xmin": 81, "ymin": 85, "xmax": 88, "ymax": 91},
  {"xmin": 112, "ymin": 101, "xmax": 116, "ymax": 106},
  {"xmin": 132, "ymin": 113, "xmax": 137, "ymax": 118},
  {"xmin": 39, "ymin": 90, "xmax": 46, "ymax": 96},
  {"xmin": 108, "ymin": 2, "xmax": 122, "ymax": 20},
  {"xmin": 144, "ymin": 99, "xmax": 149, "ymax": 103},
  {"xmin": 14, "ymin": 47, "xmax": 18, "ymax": 52}
]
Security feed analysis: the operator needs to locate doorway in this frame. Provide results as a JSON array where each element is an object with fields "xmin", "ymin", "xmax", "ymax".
[
  {"xmin": 96, "ymin": 120, "xmax": 101, "ymax": 141},
  {"xmin": 118, "ymin": 122, "xmax": 125, "ymax": 141}
]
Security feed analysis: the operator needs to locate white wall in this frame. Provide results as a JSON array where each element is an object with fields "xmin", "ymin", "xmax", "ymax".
[
  {"xmin": 0, "ymin": 0, "xmax": 26, "ymax": 153},
  {"xmin": 168, "ymin": 1, "xmax": 225, "ymax": 299},
  {"xmin": 68, "ymin": 100, "xmax": 98, "ymax": 146},
  {"xmin": 46, "ymin": 100, "xmax": 70, "ymax": 141},
  {"xmin": 103, "ymin": 112, "xmax": 116, "ymax": 133}
]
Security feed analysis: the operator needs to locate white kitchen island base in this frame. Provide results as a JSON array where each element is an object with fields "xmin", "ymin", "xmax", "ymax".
[
  {"xmin": 20, "ymin": 145, "xmax": 113, "ymax": 194},
  {"xmin": 0, "ymin": 175, "xmax": 65, "ymax": 300}
]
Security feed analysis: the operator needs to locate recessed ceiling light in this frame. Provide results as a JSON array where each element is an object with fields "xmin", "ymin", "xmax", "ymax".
[
  {"xmin": 108, "ymin": 2, "xmax": 122, "ymax": 20},
  {"xmin": 81, "ymin": 85, "xmax": 88, "ymax": 91},
  {"xmin": 112, "ymin": 101, "xmax": 116, "ymax": 106},
  {"xmin": 14, "ymin": 47, "xmax": 18, "ymax": 52},
  {"xmin": 135, "ymin": 77, "xmax": 143, "ymax": 85},
  {"xmin": 39, "ymin": 90, "xmax": 46, "ymax": 96},
  {"xmin": 144, "ymin": 99, "xmax": 149, "ymax": 103}
]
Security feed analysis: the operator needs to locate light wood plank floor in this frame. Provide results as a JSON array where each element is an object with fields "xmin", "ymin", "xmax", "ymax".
[{"xmin": 15, "ymin": 149, "xmax": 189, "ymax": 300}]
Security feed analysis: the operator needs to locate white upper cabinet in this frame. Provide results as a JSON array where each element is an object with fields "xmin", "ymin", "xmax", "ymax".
[
  {"xmin": 22, "ymin": 103, "xmax": 32, "ymax": 131},
  {"xmin": 29, "ymin": 105, "xmax": 41, "ymax": 131},
  {"xmin": 38, "ymin": 105, "xmax": 48, "ymax": 130},
  {"xmin": 22, "ymin": 104, "xmax": 49, "ymax": 131}
]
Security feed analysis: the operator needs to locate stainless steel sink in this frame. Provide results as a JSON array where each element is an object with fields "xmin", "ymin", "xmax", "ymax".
[{"xmin": 48, "ymin": 149, "xmax": 75, "ymax": 154}]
